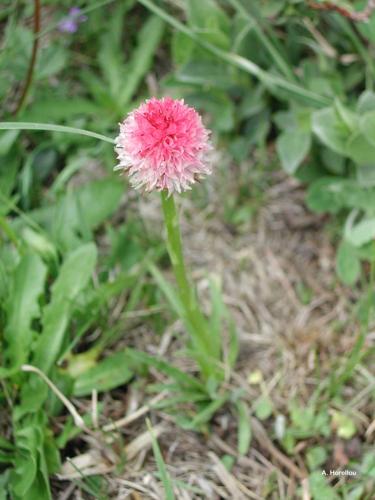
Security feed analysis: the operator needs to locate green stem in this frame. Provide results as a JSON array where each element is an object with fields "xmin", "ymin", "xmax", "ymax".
[
  {"xmin": 161, "ymin": 192, "xmax": 193, "ymax": 312},
  {"xmin": 160, "ymin": 192, "xmax": 212, "ymax": 367}
]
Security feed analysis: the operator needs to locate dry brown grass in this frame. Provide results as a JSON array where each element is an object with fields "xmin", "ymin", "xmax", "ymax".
[{"xmin": 55, "ymin": 168, "xmax": 375, "ymax": 499}]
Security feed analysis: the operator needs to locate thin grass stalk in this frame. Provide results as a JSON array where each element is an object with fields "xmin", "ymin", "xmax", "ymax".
[{"xmin": 0, "ymin": 122, "xmax": 114, "ymax": 143}]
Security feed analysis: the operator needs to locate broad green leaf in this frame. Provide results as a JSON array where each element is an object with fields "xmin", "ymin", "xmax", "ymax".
[
  {"xmin": 186, "ymin": 91, "xmax": 235, "ymax": 132},
  {"xmin": 187, "ymin": 0, "xmax": 228, "ymax": 30},
  {"xmin": 119, "ymin": 16, "xmax": 164, "ymax": 107},
  {"xmin": 75, "ymin": 178, "xmax": 123, "ymax": 230},
  {"xmin": 346, "ymin": 132, "xmax": 375, "ymax": 165},
  {"xmin": 0, "ymin": 437, "xmax": 14, "ymax": 451},
  {"xmin": 334, "ymin": 99, "xmax": 358, "ymax": 131},
  {"xmin": 306, "ymin": 178, "xmax": 375, "ymax": 214},
  {"xmin": 236, "ymin": 400, "xmax": 252, "ymax": 455},
  {"xmin": 97, "ymin": 1, "xmax": 139, "ymax": 100},
  {"xmin": 345, "ymin": 217, "xmax": 375, "ymax": 247},
  {"xmin": 126, "ymin": 348, "xmax": 206, "ymax": 393},
  {"xmin": 276, "ymin": 129, "xmax": 311, "ymax": 174},
  {"xmin": 138, "ymin": 0, "xmax": 328, "ymax": 107},
  {"xmin": 358, "ymin": 12, "xmax": 375, "ymax": 44},
  {"xmin": 33, "ymin": 243, "xmax": 97, "ymax": 373},
  {"xmin": 31, "ymin": 179, "xmax": 123, "ymax": 251},
  {"xmin": 306, "ymin": 446, "xmax": 327, "ymax": 471},
  {"xmin": 312, "ymin": 107, "xmax": 350, "ymax": 155},
  {"xmin": 336, "ymin": 241, "xmax": 360, "ymax": 285},
  {"xmin": 0, "ymin": 152, "xmax": 19, "ymax": 200},
  {"xmin": 0, "ymin": 130, "xmax": 19, "ymax": 155},
  {"xmin": 44, "ymin": 434, "xmax": 61, "ymax": 475},
  {"xmin": 356, "ymin": 164, "xmax": 375, "ymax": 187},
  {"xmin": 357, "ymin": 91, "xmax": 375, "ymax": 114},
  {"xmin": 73, "ymin": 350, "xmax": 134, "ymax": 396},
  {"xmin": 11, "ymin": 427, "xmax": 38, "ymax": 498},
  {"xmin": 306, "ymin": 178, "xmax": 346, "ymax": 214},
  {"xmin": 254, "ymin": 396, "xmax": 273, "ymax": 420},
  {"xmin": 4, "ymin": 254, "xmax": 47, "ymax": 370},
  {"xmin": 331, "ymin": 411, "xmax": 356, "ymax": 439},
  {"xmin": 321, "ymin": 148, "xmax": 345, "ymax": 175},
  {"xmin": 171, "ymin": 31, "xmax": 194, "ymax": 66},
  {"xmin": 0, "ymin": 470, "xmax": 10, "ymax": 499},
  {"xmin": 184, "ymin": 394, "xmax": 228, "ymax": 430},
  {"xmin": 361, "ymin": 110, "xmax": 375, "ymax": 148},
  {"xmin": 187, "ymin": 0, "xmax": 230, "ymax": 49},
  {"xmin": 308, "ymin": 471, "xmax": 337, "ymax": 500},
  {"xmin": 21, "ymin": 228, "xmax": 57, "ymax": 264},
  {"xmin": 11, "ymin": 414, "xmax": 51, "ymax": 500},
  {"xmin": 174, "ymin": 61, "xmax": 233, "ymax": 90},
  {"xmin": 36, "ymin": 45, "xmax": 67, "ymax": 79},
  {"xmin": 79, "ymin": 69, "xmax": 116, "ymax": 110},
  {"xmin": 21, "ymin": 98, "xmax": 99, "ymax": 122}
]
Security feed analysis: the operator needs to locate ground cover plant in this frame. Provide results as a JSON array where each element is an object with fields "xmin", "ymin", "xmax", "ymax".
[{"xmin": 0, "ymin": 0, "xmax": 375, "ymax": 498}]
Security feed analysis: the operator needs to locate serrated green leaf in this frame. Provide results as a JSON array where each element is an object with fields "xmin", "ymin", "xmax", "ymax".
[{"xmin": 73, "ymin": 350, "xmax": 134, "ymax": 396}]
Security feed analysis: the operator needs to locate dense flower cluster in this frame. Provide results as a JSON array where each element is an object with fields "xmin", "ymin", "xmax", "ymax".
[{"xmin": 115, "ymin": 97, "xmax": 212, "ymax": 194}]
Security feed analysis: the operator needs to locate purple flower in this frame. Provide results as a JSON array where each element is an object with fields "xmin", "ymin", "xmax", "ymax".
[{"xmin": 58, "ymin": 7, "xmax": 87, "ymax": 34}]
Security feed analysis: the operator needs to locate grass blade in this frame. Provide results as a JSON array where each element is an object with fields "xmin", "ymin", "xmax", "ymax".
[
  {"xmin": 126, "ymin": 348, "xmax": 207, "ymax": 393},
  {"xmin": 0, "ymin": 122, "xmax": 114, "ymax": 144},
  {"xmin": 146, "ymin": 419, "xmax": 176, "ymax": 500},
  {"xmin": 236, "ymin": 400, "xmax": 252, "ymax": 455},
  {"xmin": 119, "ymin": 16, "xmax": 165, "ymax": 107},
  {"xmin": 138, "ymin": 0, "xmax": 329, "ymax": 107},
  {"xmin": 228, "ymin": 0, "xmax": 295, "ymax": 82}
]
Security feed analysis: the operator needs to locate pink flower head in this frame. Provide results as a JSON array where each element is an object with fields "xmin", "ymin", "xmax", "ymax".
[{"xmin": 115, "ymin": 97, "xmax": 212, "ymax": 194}]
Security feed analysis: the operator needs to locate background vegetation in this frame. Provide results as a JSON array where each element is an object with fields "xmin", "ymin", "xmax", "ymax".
[{"xmin": 0, "ymin": 0, "xmax": 375, "ymax": 498}]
